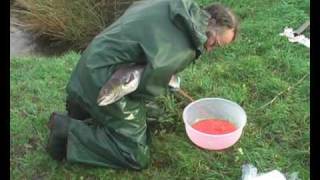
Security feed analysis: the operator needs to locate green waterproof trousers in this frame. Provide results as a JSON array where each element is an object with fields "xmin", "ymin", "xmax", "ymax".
[{"xmin": 65, "ymin": 95, "xmax": 150, "ymax": 170}]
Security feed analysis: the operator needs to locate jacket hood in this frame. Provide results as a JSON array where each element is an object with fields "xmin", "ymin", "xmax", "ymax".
[{"xmin": 169, "ymin": 0, "xmax": 210, "ymax": 55}]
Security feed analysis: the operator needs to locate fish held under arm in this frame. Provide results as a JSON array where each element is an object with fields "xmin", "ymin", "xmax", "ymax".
[
  {"xmin": 97, "ymin": 64, "xmax": 181, "ymax": 106},
  {"xmin": 97, "ymin": 64, "xmax": 145, "ymax": 106}
]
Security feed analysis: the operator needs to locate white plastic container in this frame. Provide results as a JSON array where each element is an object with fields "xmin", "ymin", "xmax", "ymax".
[{"xmin": 182, "ymin": 98, "xmax": 247, "ymax": 150}]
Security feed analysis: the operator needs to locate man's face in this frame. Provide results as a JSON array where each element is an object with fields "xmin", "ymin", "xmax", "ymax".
[{"xmin": 204, "ymin": 28, "xmax": 235, "ymax": 52}]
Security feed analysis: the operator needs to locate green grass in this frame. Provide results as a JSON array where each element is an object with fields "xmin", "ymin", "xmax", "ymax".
[{"xmin": 10, "ymin": 0, "xmax": 309, "ymax": 179}]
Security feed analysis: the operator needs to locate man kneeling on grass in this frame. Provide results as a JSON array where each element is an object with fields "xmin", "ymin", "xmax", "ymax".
[{"xmin": 47, "ymin": 0, "xmax": 239, "ymax": 170}]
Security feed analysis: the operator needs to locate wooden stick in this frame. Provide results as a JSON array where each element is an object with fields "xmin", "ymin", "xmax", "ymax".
[
  {"xmin": 177, "ymin": 89, "xmax": 213, "ymax": 118},
  {"xmin": 294, "ymin": 20, "xmax": 310, "ymax": 35},
  {"xmin": 177, "ymin": 89, "xmax": 195, "ymax": 102},
  {"xmin": 258, "ymin": 73, "xmax": 309, "ymax": 110}
]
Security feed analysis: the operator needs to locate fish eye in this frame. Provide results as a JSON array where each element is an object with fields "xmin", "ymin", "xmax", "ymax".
[{"xmin": 124, "ymin": 74, "xmax": 134, "ymax": 85}]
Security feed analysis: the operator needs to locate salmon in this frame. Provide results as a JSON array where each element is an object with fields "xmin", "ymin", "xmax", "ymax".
[
  {"xmin": 97, "ymin": 64, "xmax": 145, "ymax": 106},
  {"xmin": 97, "ymin": 64, "xmax": 179, "ymax": 106}
]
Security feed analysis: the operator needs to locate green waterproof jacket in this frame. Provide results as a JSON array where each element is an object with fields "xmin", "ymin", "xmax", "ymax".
[
  {"xmin": 67, "ymin": 0, "xmax": 210, "ymax": 104},
  {"xmin": 65, "ymin": 0, "xmax": 210, "ymax": 169}
]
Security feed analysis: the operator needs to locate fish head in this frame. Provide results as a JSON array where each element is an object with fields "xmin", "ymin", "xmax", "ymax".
[
  {"xmin": 97, "ymin": 66, "xmax": 144, "ymax": 106},
  {"xmin": 97, "ymin": 80, "xmax": 122, "ymax": 106},
  {"xmin": 97, "ymin": 75, "xmax": 139, "ymax": 106}
]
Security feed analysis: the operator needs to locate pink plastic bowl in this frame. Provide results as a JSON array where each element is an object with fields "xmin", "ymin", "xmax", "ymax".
[{"xmin": 182, "ymin": 98, "xmax": 247, "ymax": 150}]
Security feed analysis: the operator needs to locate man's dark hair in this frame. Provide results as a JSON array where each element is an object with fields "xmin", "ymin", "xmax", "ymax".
[{"xmin": 204, "ymin": 3, "xmax": 239, "ymax": 41}]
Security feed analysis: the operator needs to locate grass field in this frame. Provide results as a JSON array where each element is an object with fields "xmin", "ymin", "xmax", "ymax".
[{"xmin": 10, "ymin": 0, "xmax": 310, "ymax": 179}]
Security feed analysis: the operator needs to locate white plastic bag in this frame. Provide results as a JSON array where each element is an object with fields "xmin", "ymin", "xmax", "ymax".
[
  {"xmin": 279, "ymin": 27, "xmax": 309, "ymax": 48},
  {"xmin": 241, "ymin": 164, "xmax": 286, "ymax": 180}
]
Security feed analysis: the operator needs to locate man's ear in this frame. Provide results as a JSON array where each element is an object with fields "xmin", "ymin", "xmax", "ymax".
[{"xmin": 205, "ymin": 31, "xmax": 216, "ymax": 47}]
